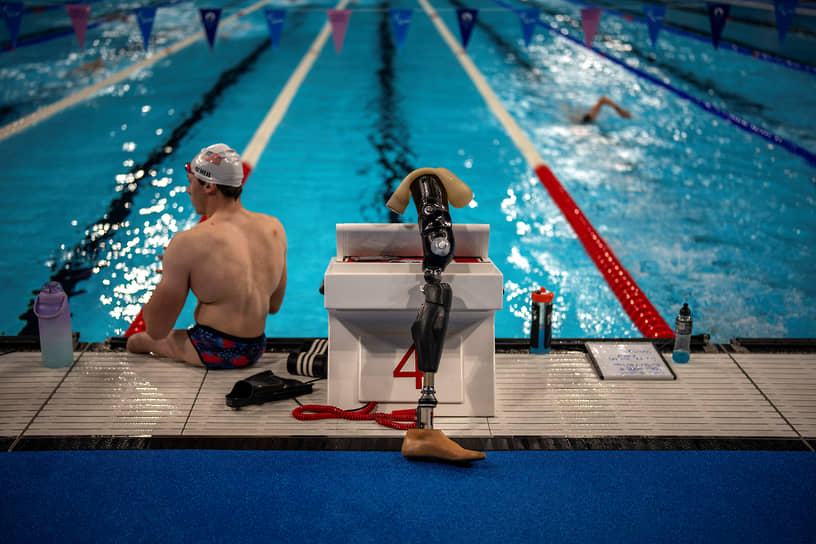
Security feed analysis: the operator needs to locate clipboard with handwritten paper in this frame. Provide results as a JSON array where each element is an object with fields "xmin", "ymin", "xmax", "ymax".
[{"xmin": 585, "ymin": 342, "xmax": 676, "ymax": 380}]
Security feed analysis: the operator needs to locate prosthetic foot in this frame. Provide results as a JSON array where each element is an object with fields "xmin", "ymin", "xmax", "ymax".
[{"xmin": 401, "ymin": 429, "xmax": 486, "ymax": 462}]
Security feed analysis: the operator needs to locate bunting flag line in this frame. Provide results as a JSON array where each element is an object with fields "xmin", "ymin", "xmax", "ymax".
[
  {"xmin": 773, "ymin": 0, "xmax": 798, "ymax": 45},
  {"xmin": 643, "ymin": 5, "xmax": 666, "ymax": 48},
  {"xmin": 2, "ymin": 1, "xmax": 23, "ymax": 49},
  {"xmin": 518, "ymin": 8, "xmax": 539, "ymax": 48},
  {"xmin": 133, "ymin": 6, "xmax": 156, "ymax": 51},
  {"xmin": 65, "ymin": 4, "xmax": 90, "ymax": 50},
  {"xmin": 456, "ymin": 8, "xmax": 478, "ymax": 49},
  {"xmin": 199, "ymin": 8, "xmax": 221, "ymax": 50},
  {"xmin": 327, "ymin": 9, "xmax": 350, "ymax": 54},
  {"xmin": 706, "ymin": 2, "xmax": 730, "ymax": 49},
  {"xmin": 389, "ymin": 8, "xmax": 412, "ymax": 53},
  {"xmin": 580, "ymin": 7, "xmax": 602, "ymax": 48},
  {"xmin": 264, "ymin": 7, "xmax": 286, "ymax": 51}
]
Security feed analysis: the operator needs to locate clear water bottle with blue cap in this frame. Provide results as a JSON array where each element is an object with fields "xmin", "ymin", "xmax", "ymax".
[
  {"xmin": 672, "ymin": 303, "xmax": 692, "ymax": 363},
  {"xmin": 33, "ymin": 281, "xmax": 73, "ymax": 368}
]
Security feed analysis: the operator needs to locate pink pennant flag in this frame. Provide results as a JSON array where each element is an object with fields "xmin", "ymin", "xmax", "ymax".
[
  {"xmin": 327, "ymin": 9, "xmax": 351, "ymax": 54},
  {"xmin": 580, "ymin": 7, "xmax": 602, "ymax": 48},
  {"xmin": 66, "ymin": 4, "xmax": 91, "ymax": 50}
]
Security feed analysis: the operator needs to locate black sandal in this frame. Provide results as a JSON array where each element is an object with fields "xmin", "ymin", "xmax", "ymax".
[{"xmin": 226, "ymin": 370, "xmax": 313, "ymax": 408}]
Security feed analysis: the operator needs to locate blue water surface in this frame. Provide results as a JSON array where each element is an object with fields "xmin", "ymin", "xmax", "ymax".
[{"xmin": 0, "ymin": 0, "xmax": 814, "ymax": 342}]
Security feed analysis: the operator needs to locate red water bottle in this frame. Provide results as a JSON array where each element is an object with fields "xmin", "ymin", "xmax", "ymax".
[{"xmin": 530, "ymin": 287, "xmax": 554, "ymax": 354}]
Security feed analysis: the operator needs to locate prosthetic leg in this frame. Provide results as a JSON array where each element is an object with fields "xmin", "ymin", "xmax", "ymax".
[{"xmin": 394, "ymin": 172, "xmax": 485, "ymax": 462}]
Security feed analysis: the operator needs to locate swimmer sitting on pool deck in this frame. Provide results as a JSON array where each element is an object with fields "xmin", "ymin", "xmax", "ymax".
[{"xmin": 126, "ymin": 143, "xmax": 287, "ymax": 369}]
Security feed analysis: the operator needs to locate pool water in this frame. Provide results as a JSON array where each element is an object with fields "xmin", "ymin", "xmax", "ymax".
[{"xmin": 1, "ymin": 0, "xmax": 814, "ymax": 343}]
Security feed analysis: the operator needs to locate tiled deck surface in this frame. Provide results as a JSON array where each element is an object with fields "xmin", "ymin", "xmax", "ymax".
[{"xmin": 2, "ymin": 345, "xmax": 815, "ymax": 451}]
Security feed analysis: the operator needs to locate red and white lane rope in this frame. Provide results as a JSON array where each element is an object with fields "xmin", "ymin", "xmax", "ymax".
[{"xmin": 418, "ymin": 0, "xmax": 673, "ymax": 338}]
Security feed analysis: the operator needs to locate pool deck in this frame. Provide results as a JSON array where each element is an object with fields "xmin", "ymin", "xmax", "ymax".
[{"xmin": 2, "ymin": 338, "xmax": 815, "ymax": 452}]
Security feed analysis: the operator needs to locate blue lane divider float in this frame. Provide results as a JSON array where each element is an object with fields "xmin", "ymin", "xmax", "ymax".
[
  {"xmin": 493, "ymin": 0, "xmax": 816, "ymax": 169},
  {"xmin": 563, "ymin": 0, "xmax": 816, "ymax": 77}
]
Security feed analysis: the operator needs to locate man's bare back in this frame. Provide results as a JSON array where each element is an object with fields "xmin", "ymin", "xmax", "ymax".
[
  {"xmin": 182, "ymin": 210, "xmax": 286, "ymax": 337},
  {"xmin": 126, "ymin": 143, "xmax": 287, "ymax": 368}
]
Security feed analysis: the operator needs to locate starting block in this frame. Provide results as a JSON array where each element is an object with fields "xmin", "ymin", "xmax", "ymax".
[{"xmin": 323, "ymin": 223, "xmax": 503, "ymax": 416}]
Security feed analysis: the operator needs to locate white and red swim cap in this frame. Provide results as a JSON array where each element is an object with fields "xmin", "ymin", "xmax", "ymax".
[{"xmin": 190, "ymin": 143, "xmax": 243, "ymax": 187}]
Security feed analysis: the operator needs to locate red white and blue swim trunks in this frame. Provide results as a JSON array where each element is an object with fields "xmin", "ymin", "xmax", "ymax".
[{"xmin": 187, "ymin": 324, "xmax": 266, "ymax": 369}]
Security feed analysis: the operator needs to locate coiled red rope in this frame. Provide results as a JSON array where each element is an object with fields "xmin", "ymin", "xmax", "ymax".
[
  {"xmin": 293, "ymin": 402, "xmax": 417, "ymax": 431},
  {"xmin": 535, "ymin": 164, "xmax": 674, "ymax": 338}
]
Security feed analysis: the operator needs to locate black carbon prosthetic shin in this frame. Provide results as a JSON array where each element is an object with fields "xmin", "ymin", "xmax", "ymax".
[{"xmin": 411, "ymin": 282, "xmax": 452, "ymax": 374}]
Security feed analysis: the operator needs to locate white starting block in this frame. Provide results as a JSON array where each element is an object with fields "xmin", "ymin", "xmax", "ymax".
[{"xmin": 323, "ymin": 223, "xmax": 503, "ymax": 416}]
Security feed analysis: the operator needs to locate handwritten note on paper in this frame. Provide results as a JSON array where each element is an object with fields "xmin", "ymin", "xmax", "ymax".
[{"xmin": 585, "ymin": 342, "xmax": 675, "ymax": 380}]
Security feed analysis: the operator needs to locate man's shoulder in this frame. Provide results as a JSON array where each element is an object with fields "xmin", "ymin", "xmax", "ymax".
[
  {"xmin": 250, "ymin": 211, "xmax": 285, "ymax": 233},
  {"xmin": 167, "ymin": 225, "xmax": 209, "ymax": 255}
]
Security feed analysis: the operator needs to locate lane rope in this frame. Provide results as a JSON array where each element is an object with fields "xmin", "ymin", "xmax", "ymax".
[
  {"xmin": 494, "ymin": 0, "xmax": 816, "ymax": 169},
  {"xmin": 418, "ymin": 0, "xmax": 673, "ymax": 337},
  {"xmin": 561, "ymin": 0, "xmax": 816, "ymax": 76}
]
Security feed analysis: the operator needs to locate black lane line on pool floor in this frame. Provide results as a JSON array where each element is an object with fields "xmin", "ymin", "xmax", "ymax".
[
  {"xmin": 362, "ymin": 2, "xmax": 416, "ymax": 224},
  {"xmin": 16, "ymin": 33, "xmax": 280, "ymax": 335}
]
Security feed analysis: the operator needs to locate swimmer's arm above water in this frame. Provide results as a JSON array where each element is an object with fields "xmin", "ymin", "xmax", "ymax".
[{"xmin": 143, "ymin": 234, "xmax": 190, "ymax": 339}]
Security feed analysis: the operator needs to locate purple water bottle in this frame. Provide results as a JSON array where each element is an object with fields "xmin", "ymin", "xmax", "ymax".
[{"xmin": 33, "ymin": 281, "xmax": 74, "ymax": 368}]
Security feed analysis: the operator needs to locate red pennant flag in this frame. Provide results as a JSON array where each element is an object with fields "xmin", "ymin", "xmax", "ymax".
[
  {"xmin": 580, "ymin": 7, "xmax": 602, "ymax": 48},
  {"xmin": 327, "ymin": 9, "xmax": 351, "ymax": 54},
  {"xmin": 65, "ymin": 4, "xmax": 91, "ymax": 50}
]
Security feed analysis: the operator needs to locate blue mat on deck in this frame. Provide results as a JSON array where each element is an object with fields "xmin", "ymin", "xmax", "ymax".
[{"xmin": 2, "ymin": 450, "xmax": 814, "ymax": 543}]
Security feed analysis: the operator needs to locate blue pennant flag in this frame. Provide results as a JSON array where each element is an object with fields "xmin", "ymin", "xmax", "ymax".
[
  {"xmin": 2, "ymin": 1, "xmax": 24, "ymax": 49},
  {"xmin": 456, "ymin": 8, "xmax": 478, "ymax": 49},
  {"xmin": 773, "ymin": 0, "xmax": 797, "ymax": 45},
  {"xmin": 264, "ymin": 8, "xmax": 286, "ymax": 51},
  {"xmin": 706, "ymin": 3, "xmax": 730, "ymax": 49},
  {"xmin": 643, "ymin": 5, "xmax": 666, "ymax": 47},
  {"xmin": 199, "ymin": 8, "xmax": 221, "ymax": 50},
  {"xmin": 133, "ymin": 6, "xmax": 156, "ymax": 51},
  {"xmin": 519, "ymin": 8, "xmax": 539, "ymax": 48},
  {"xmin": 390, "ymin": 9, "xmax": 412, "ymax": 53}
]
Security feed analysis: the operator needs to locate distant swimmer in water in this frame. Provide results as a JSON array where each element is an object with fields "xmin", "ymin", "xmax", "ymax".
[
  {"xmin": 579, "ymin": 96, "xmax": 631, "ymax": 123},
  {"xmin": 69, "ymin": 58, "xmax": 105, "ymax": 76}
]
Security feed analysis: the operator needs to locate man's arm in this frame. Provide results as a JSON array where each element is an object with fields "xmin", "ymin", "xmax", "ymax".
[
  {"xmin": 143, "ymin": 234, "xmax": 191, "ymax": 339},
  {"xmin": 269, "ymin": 259, "xmax": 287, "ymax": 315},
  {"xmin": 601, "ymin": 96, "xmax": 631, "ymax": 118}
]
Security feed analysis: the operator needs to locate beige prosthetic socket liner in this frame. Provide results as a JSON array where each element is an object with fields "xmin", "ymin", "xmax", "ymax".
[{"xmin": 386, "ymin": 167, "xmax": 473, "ymax": 214}]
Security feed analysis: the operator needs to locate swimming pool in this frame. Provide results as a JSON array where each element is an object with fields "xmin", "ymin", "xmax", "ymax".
[{"xmin": 1, "ymin": 0, "xmax": 814, "ymax": 343}]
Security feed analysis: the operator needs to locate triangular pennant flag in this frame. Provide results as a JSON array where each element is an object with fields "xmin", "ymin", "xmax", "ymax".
[
  {"xmin": 706, "ymin": 3, "xmax": 730, "ymax": 49},
  {"xmin": 519, "ymin": 8, "xmax": 539, "ymax": 48},
  {"xmin": 2, "ymin": 2, "xmax": 24, "ymax": 49},
  {"xmin": 456, "ymin": 9, "xmax": 478, "ymax": 49},
  {"xmin": 199, "ymin": 8, "xmax": 221, "ymax": 50},
  {"xmin": 327, "ymin": 9, "xmax": 350, "ymax": 54},
  {"xmin": 264, "ymin": 8, "xmax": 286, "ymax": 51},
  {"xmin": 390, "ymin": 9, "xmax": 412, "ymax": 53},
  {"xmin": 643, "ymin": 5, "xmax": 666, "ymax": 47},
  {"xmin": 774, "ymin": 0, "xmax": 797, "ymax": 45},
  {"xmin": 133, "ymin": 6, "xmax": 157, "ymax": 51},
  {"xmin": 65, "ymin": 4, "xmax": 91, "ymax": 50},
  {"xmin": 580, "ymin": 7, "xmax": 602, "ymax": 48}
]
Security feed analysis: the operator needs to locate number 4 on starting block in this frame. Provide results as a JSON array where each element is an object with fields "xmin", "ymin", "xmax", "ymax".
[
  {"xmin": 393, "ymin": 344, "xmax": 423, "ymax": 390},
  {"xmin": 358, "ymin": 335, "xmax": 464, "ymax": 403}
]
